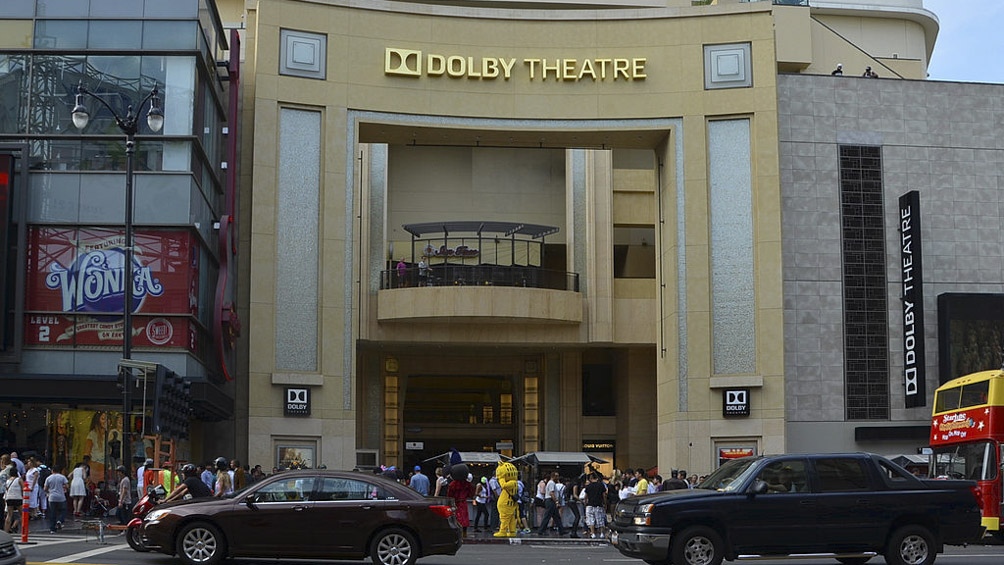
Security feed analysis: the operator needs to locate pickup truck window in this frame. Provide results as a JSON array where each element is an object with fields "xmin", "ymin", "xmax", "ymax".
[
  {"xmin": 876, "ymin": 458, "xmax": 917, "ymax": 483},
  {"xmin": 699, "ymin": 457, "xmax": 758, "ymax": 491},
  {"xmin": 755, "ymin": 460, "xmax": 809, "ymax": 493},
  {"xmin": 815, "ymin": 458, "xmax": 870, "ymax": 492}
]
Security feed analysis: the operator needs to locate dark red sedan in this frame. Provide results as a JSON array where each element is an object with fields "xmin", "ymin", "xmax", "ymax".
[{"xmin": 141, "ymin": 469, "xmax": 462, "ymax": 565}]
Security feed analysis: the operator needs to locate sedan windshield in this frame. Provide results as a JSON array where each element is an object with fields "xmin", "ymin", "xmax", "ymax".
[{"xmin": 698, "ymin": 457, "xmax": 759, "ymax": 491}]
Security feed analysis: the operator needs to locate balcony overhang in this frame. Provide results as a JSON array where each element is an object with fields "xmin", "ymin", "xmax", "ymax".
[{"xmin": 378, "ymin": 286, "xmax": 582, "ymax": 324}]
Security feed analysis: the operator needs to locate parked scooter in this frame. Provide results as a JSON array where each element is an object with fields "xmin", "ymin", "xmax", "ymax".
[{"xmin": 126, "ymin": 484, "xmax": 168, "ymax": 552}]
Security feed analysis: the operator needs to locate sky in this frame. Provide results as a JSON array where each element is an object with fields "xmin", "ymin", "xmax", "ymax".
[{"xmin": 924, "ymin": 0, "xmax": 1004, "ymax": 83}]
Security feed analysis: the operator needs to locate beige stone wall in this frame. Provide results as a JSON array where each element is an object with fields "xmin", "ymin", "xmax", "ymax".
[{"xmin": 242, "ymin": 0, "xmax": 784, "ymax": 472}]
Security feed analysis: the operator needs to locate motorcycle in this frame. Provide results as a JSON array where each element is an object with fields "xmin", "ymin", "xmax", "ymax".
[{"xmin": 126, "ymin": 484, "xmax": 168, "ymax": 552}]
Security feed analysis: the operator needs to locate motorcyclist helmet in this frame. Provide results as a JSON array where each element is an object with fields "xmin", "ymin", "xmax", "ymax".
[
  {"xmin": 214, "ymin": 456, "xmax": 228, "ymax": 471},
  {"xmin": 144, "ymin": 458, "xmax": 154, "ymax": 467},
  {"xmin": 181, "ymin": 463, "xmax": 197, "ymax": 477}
]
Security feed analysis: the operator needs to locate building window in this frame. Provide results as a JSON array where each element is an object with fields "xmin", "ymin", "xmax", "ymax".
[
  {"xmin": 582, "ymin": 365, "xmax": 615, "ymax": 416},
  {"xmin": 613, "ymin": 226, "xmax": 655, "ymax": 278},
  {"xmin": 839, "ymin": 145, "xmax": 889, "ymax": 420}
]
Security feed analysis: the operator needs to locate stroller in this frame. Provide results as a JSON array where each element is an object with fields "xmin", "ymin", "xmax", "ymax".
[{"xmin": 86, "ymin": 484, "xmax": 117, "ymax": 518}]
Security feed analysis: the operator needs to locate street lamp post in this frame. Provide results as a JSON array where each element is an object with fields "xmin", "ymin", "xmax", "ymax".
[{"xmin": 71, "ymin": 81, "xmax": 164, "ymax": 473}]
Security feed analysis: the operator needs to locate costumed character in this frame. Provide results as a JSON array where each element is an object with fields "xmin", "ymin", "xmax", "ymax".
[
  {"xmin": 493, "ymin": 461, "xmax": 519, "ymax": 537},
  {"xmin": 447, "ymin": 466, "xmax": 473, "ymax": 537}
]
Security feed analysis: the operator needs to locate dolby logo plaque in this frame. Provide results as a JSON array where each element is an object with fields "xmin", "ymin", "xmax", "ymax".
[
  {"xmin": 285, "ymin": 387, "xmax": 311, "ymax": 417},
  {"xmin": 723, "ymin": 388, "xmax": 750, "ymax": 417}
]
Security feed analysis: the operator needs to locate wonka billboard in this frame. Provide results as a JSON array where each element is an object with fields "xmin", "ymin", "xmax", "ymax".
[{"xmin": 25, "ymin": 227, "xmax": 199, "ymax": 350}]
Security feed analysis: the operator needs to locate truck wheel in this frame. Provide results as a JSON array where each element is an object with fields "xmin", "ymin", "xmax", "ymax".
[
  {"xmin": 671, "ymin": 525, "xmax": 724, "ymax": 565},
  {"xmin": 885, "ymin": 525, "xmax": 935, "ymax": 565}
]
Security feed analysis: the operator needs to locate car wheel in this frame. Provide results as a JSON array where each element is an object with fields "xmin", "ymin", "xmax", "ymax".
[
  {"xmin": 177, "ymin": 521, "xmax": 227, "ymax": 565},
  {"xmin": 370, "ymin": 527, "xmax": 418, "ymax": 565},
  {"xmin": 671, "ymin": 525, "xmax": 724, "ymax": 565},
  {"xmin": 885, "ymin": 525, "xmax": 935, "ymax": 565},
  {"xmin": 837, "ymin": 558, "xmax": 872, "ymax": 565},
  {"xmin": 126, "ymin": 524, "xmax": 149, "ymax": 552}
]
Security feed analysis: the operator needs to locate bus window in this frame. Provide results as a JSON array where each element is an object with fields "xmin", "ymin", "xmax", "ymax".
[
  {"xmin": 935, "ymin": 380, "xmax": 990, "ymax": 413},
  {"xmin": 935, "ymin": 386, "xmax": 962, "ymax": 413}
]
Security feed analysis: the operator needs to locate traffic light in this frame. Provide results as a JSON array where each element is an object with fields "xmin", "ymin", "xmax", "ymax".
[{"xmin": 152, "ymin": 365, "xmax": 192, "ymax": 439}]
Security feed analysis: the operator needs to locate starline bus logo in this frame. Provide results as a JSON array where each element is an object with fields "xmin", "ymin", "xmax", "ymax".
[{"xmin": 937, "ymin": 412, "xmax": 975, "ymax": 433}]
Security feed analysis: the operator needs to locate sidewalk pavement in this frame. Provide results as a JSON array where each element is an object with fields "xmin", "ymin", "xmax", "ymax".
[{"xmin": 462, "ymin": 527, "xmax": 610, "ymax": 545}]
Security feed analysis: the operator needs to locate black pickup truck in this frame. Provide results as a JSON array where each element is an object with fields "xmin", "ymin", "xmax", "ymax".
[{"xmin": 610, "ymin": 452, "xmax": 984, "ymax": 565}]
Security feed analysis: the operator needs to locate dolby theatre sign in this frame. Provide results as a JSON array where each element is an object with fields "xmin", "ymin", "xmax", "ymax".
[{"xmin": 385, "ymin": 48, "xmax": 647, "ymax": 82}]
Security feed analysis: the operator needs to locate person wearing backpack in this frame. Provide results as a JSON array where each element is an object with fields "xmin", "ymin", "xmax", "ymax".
[{"xmin": 3, "ymin": 465, "xmax": 23, "ymax": 533}]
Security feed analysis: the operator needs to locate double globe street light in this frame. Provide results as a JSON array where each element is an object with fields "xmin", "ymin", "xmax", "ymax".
[{"xmin": 71, "ymin": 81, "xmax": 164, "ymax": 472}]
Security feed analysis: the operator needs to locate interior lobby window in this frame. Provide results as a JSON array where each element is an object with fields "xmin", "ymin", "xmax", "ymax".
[{"xmin": 613, "ymin": 226, "xmax": 655, "ymax": 278}]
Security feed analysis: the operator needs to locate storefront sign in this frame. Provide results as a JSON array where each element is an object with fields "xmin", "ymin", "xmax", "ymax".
[
  {"xmin": 899, "ymin": 191, "xmax": 926, "ymax": 408},
  {"xmin": 582, "ymin": 440, "xmax": 615, "ymax": 451},
  {"xmin": 284, "ymin": 387, "xmax": 311, "ymax": 416},
  {"xmin": 386, "ymin": 48, "xmax": 646, "ymax": 82},
  {"xmin": 723, "ymin": 388, "xmax": 750, "ymax": 417},
  {"xmin": 25, "ymin": 227, "xmax": 199, "ymax": 350}
]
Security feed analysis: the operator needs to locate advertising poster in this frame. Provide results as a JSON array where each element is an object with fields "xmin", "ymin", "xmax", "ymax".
[
  {"xmin": 49, "ymin": 409, "xmax": 124, "ymax": 485},
  {"xmin": 24, "ymin": 227, "xmax": 199, "ymax": 351}
]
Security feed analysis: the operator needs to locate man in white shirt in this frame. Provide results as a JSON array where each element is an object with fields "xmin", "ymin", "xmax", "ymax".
[{"xmin": 137, "ymin": 458, "xmax": 153, "ymax": 496}]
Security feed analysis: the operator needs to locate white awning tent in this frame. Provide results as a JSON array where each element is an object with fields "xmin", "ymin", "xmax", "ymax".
[
  {"xmin": 509, "ymin": 451, "xmax": 608, "ymax": 466},
  {"xmin": 421, "ymin": 451, "xmax": 508, "ymax": 465}
]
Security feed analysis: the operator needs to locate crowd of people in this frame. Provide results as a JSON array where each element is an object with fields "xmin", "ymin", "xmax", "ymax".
[
  {"xmin": 394, "ymin": 463, "xmax": 706, "ymax": 539},
  {"xmin": 1, "ymin": 451, "xmax": 277, "ymax": 534}
]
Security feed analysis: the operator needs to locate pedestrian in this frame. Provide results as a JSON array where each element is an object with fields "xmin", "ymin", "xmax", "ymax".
[
  {"xmin": 25, "ymin": 457, "xmax": 41, "ymax": 519},
  {"xmin": 862, "ymin": 66, "xmax": 878, "ymax": 78},
  {"xmin": 163, "ymin": 464, "xmax": 213, "ymax": 502},
  {"xmin": 487, "ymin": 472, "xmax": 501, "ymax": 530},
  {"xmin": 831, "ymin": 63, "xmax": 843, "ymax": 76},
  {"xmin": 472, "ymin": 476, "xmax": 489, "ymax": 531},
  {"xmin": 136, "ymin": 458, "xmax": 153, "ymax": 497},
  {"xmin": 583, "ymin": 472, "xmax": 608, "ymax": 539},
  {"xmin": 418, "ymin": 258, "xmax": 428, "ymax": 286},
  {"xmin": 563, "ymin": 476, "xmax": 582, "ymax": 538},
  {"xmin": 213, "ymin": 457, "xmax": 233, "ymax": 497},
  {"xmin": 231, "ymin": 460, "xmax": 246, "ymax": 490},
  {"xmin": 409, "ymin": 465, "xmax": 430, "ymax": 496},
  {"xmin": 433, "ymin": 467, "xmax": 447, "ymax": 497},
  {"xmin": 115, "ymin": 465, "xmax": 131, "ymax": 525},
  {"xmin": 250, "ymin": 465, "xmax": 265, "ymax": 483},
  {"xmin": 3, "ymin": 465, "xmax": 23, "ymax": 533},
  {"xmin": 44, "ymin": 465, "xmax": 68, "ymax": 533},
  {"xmin": 201, "ymin": 462, "xmax": 215, "ymax": 491},
  {"xmin": 633, "ymin": 468, "xmax": 649, "ymax": 496},
  {"xmin": 536, "ymin": 472, "xmax": 567, "ymax": 536},
  {"xmin": 396, "ymin": 258, "xmax": 407, "ymax": 287},
  {"xmin": 448, "ymin": 472, "xmax": 475, "ymax": 538},
  {"xmin": 69, "ymin": 462, "xmax": 87, "ymax": 517}
]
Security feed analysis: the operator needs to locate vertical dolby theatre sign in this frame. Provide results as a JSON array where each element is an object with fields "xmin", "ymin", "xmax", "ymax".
[
  {"xmin": 285, "ymin": 387, "xmax": 311, "ymax": 417},
  {"xmin": 900, "ymin": 191, "xmax": 925, "ymax": 409}
]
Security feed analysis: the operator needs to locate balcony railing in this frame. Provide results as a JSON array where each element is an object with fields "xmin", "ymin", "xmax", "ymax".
[{"xmin": 381, "ymin": 264, "xmax": 579, "ymax": 292}]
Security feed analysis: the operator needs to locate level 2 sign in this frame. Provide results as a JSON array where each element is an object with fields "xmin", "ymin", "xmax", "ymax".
[{"xmin": 285, "ymin": 387, "xmax": 311, "ymax": 417}]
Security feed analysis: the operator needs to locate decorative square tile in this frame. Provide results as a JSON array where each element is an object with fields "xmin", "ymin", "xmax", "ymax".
[
  {"xmin": 280, "ymin": 28, "xmax": 326, "ymax": 79},
  {"xmin": 704, "ymin": 43, "xmax": 752, "ymax": 89}
]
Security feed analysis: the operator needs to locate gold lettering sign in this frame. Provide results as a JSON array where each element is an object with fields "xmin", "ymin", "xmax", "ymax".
[{"xmin": 385, "ymin": 48, "xmax": 646, "ymax": 82}]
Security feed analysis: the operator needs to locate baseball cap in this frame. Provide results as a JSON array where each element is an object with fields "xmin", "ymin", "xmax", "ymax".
[{"xmin": 414, "ymin": 465, "xmax": 421, "ymax": 471}]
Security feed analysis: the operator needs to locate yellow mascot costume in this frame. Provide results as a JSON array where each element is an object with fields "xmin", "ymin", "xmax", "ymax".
[{"xmin": 493, "ymin": 461, "xmax": 519, "ymax": 537}]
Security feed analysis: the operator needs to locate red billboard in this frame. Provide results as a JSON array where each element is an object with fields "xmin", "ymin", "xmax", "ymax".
[{"xmin": 24, "ymin": 227, "xmax": 199, "ymax": 350}]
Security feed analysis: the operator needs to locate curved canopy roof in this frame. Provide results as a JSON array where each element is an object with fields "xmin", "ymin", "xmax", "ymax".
[{"xmin": 402, "ymin": 221, "xmax": 559, "ymax": 239}]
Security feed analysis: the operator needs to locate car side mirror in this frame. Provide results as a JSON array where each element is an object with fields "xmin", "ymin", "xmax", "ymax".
[
  {"xmin": 244, "ymin": 494, "xmax": 260, "ymax": 508},
  {"xmin": 749, "ymin": 479, "xmax": 768, "ymax": 495}
]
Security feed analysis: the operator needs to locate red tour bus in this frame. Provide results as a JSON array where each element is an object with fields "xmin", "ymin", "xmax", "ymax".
[{"xmin": 930, "ymin": 369, "xmax": 1004, "ymax": 539}]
